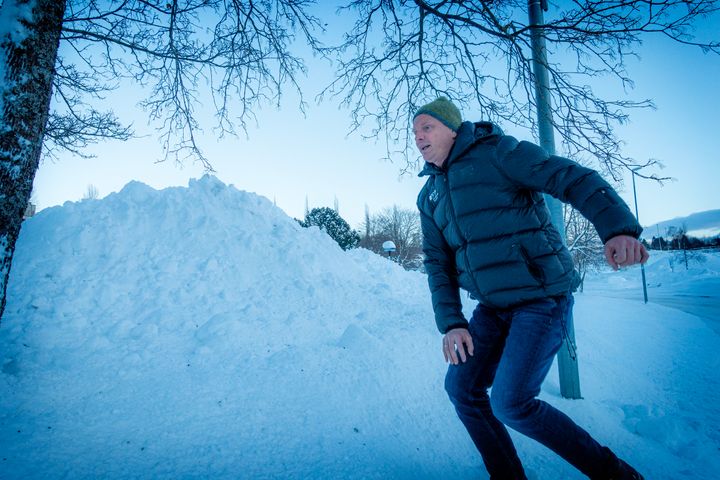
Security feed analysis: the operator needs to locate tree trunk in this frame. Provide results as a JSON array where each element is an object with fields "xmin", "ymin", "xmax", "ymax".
[{"xmin": 0, "ymin": 0, "xmax": 66, "ymax": 322}]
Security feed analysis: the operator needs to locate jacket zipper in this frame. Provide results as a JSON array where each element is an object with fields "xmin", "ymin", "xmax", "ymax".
[{"xmin": 441, "ymin": 172, "xmax": 487, "ymax": 302}]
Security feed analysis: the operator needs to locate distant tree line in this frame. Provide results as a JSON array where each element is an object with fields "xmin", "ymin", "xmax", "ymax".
[
  {"xmin": 646, "ymin": 225, "xmax": 720, "ymax": 251},
  {"xmin": 644, "ymin": 224, "xmax": 717, "ymax": 272}
]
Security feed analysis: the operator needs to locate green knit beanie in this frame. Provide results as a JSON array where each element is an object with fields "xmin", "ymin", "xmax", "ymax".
[{"xmin": 413, "ymin": 97, "xmax": 462, "ymax": 132}]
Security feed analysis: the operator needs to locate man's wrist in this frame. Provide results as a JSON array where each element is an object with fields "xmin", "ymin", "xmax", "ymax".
[{"xmin": 443, "ymin": 322, "xmax": 469, "ymax": 334}]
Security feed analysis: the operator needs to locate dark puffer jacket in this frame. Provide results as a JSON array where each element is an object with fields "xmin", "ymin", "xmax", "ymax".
[{"xmin": 417, "ymin": 121, "xmax": 642, "ymax": 334}]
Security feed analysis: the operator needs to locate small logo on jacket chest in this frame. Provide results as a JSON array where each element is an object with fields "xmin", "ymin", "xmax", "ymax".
[{"xmin": 429, "ymin": 188, "xmax": 439, "ymax": 204}]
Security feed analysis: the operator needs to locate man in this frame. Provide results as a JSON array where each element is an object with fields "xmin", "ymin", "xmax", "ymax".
[{"xmin": 414, "ymin": 97, "xmax": 648, "ymax": 479}]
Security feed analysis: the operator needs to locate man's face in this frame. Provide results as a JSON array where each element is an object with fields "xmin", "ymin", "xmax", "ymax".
[{"xmin": 413, "ymin": 114, "xmax": 457, "ymax": 168}]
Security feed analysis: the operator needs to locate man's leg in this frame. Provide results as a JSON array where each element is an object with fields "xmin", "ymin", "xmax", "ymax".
[
  {"xmin": 488, "ymin": 295, "xmax": 624, "ymax": 478},
  {"xmin": 444, "ymin": 304, "xmax": 527, "ymax": 480}
]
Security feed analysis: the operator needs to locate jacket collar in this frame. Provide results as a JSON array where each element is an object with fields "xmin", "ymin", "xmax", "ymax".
[{"xmin": 418, "ymin": 121, "xmax": 503, "ymax": 177}]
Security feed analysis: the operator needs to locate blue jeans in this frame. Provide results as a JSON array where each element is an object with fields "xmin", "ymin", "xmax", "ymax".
[{"xmin": 445, "ymin": 295, "xmax": 612, "ymax": 479}]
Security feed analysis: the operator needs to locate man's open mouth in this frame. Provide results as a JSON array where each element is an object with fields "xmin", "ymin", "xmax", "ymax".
[{"xmin": 421, "ymin": 145, "xmax": 430, "ymax": 152}]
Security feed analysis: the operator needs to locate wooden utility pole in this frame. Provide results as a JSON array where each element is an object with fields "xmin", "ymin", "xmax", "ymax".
[{"xmin": 528, "ymin": 0, "xmax": 582, "ymax": 399}]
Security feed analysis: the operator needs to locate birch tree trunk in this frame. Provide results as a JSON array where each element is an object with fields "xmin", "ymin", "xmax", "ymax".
[{"xmin": 0, "ymin": 0, "xmax": 66, "ymax": 321}]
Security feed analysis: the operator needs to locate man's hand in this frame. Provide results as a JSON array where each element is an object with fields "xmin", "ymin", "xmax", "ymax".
[
  {"xmin": 604, "ymin": 234, "xmax": 650, "ymax": 271},
  {"xmin": 443, "ymin": 328, "xmax": 474, "ymax": 365}
]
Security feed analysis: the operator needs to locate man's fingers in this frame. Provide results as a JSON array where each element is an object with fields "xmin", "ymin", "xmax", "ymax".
[
  {"xmin": 448, "ymin": 343, "xmax": 459, "ymax": 364},
  {"xmin": 465, "ymin": 334, "xmax": 475, "ymax": 357},
  {"xmin": 613, "ymin": 247, "xmax": 628, "ymax": 265},
  {"xmin": 445, "ymin": 336, "xmax": 461, "ymax": 364},
  {"xmin": 622, "ymin": 246, "xmax": 634, "ymax": 265},
  {"xmin": 443, "ymin": 329, "xmax": 474, "ymax": 365},
  {"xmin": 620, "ymin": 242, "xmax": 643, "ymax": 266},
  {"xmin": 606, "ymin": 236, "xmax": 650, "ymax": 269},
  {"xmin": 444, "ymin": 336, "xmax": 458, "ymax": 364},
  {"xmin": 604, "ymin": 244, "xmax": 619, "ymax": 270},
  {"xmin": 634, "ymin": 242, "xmax": 650, "ymax": 265},
  {"xmin": 455, "ymin": 333, "xmax": 474, "ymax": 363},
  {"xmin": 640, "ymin": 245, "xmax": 650, "ymax": 264},
  {"xmin": 457, "ymin": 343, "xmax": 467, "ymax": 363}
]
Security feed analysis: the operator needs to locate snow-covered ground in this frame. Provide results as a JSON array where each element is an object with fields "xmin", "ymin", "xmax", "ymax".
[
  {"xmin": 1, "ymin": 176, "xmax": 718, "ymax": 479},
  {"xmin": 584, "ymin": 247, "xmax": 720, "ymax": 335}
]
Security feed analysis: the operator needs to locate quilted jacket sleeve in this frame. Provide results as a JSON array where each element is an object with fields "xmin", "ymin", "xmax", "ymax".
[
  {"xmin": 418, "ymin": 189, "xmax": 468, "ymax": 334},
  {"xmin": 495, "ymin": 137, "xmax": 643, "ymax": 243}
]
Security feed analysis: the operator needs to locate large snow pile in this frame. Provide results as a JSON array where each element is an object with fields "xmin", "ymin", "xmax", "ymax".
[{"xmin": 1, "ymin": 176, "xmax": 718, "ymax": 479}]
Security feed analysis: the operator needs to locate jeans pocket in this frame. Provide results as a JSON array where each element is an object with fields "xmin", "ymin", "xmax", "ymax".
[{"xmin": 514, "ymin": 297, "xmax": 557, "ymax": 329}]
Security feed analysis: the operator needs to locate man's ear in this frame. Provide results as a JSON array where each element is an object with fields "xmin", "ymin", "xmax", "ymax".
[{"xmin": 452, "ymin": 131, "xmax": 457, "ymax": 138}]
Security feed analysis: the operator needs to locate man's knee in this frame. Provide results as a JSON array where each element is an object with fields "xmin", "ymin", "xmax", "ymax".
[
  {"xmin": 490, "ymin": 390, "xmax": 536, "ymax": 427},
  {"xmin": 444, "ymin": 369, "xmax": 462, "ymax": 405},
  {"xmin": 444, "ymin": 368, "xmax": 473, "ymax": 406}
]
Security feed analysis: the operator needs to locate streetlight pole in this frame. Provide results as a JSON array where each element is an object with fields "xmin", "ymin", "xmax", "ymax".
[
  {"xmin": 631, "ymin": 169, "xmax": 649, "ymax": 304},
  {"xmin": 528, "ymin": 0, "xmax": 581, "ymax": 399}
]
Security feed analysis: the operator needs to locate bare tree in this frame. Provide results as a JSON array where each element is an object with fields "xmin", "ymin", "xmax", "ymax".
[
  {"xmin": 55, "ymin": 0, "xmax": 323, "ymax": 166},
  {"xmin": 324, "ymin": 0, "xmax": 718, "ymax": 179},
  {"xmin": 563, "ymin": 204, "xmax": 604, "ymax": 291},
  {"xmin": 668, "ymin": 224, "xmax": 705, "ymax": 270},
  {"xmin": 360, "ymin": 205, "xmax": 423, "ymax": 269},
  {"xmin": 83, "ymin": 184, "xmax": 99, "ymax": 201},
  {"xmin": 0, "ymin": 0, "xmax": 323, "ymax": 320}
]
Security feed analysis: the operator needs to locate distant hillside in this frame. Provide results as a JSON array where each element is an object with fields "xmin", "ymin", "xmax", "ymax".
[{"xmin": 643, "ymin": 209, "xmax": 720, "ymax": 239}]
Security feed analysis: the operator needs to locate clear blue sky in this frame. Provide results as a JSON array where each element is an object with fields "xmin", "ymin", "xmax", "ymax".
[{"xmin": 32, "ymin": 7, "xmax": 720, "ymax": 231}]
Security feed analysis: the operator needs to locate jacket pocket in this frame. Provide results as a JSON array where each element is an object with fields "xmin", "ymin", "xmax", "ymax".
[{"xmin": 518, "ymin": 244, "xmax": 546, "ymax": 284}]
